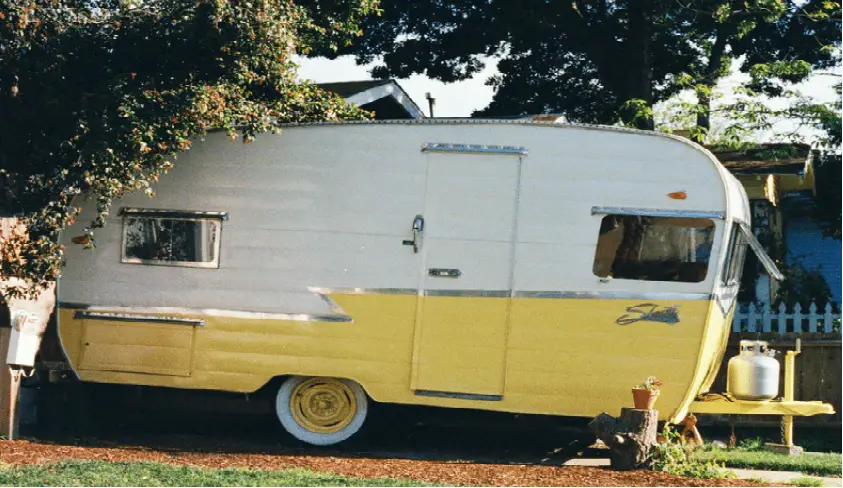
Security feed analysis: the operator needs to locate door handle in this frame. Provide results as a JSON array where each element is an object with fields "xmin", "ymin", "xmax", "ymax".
[{"xmin": 402, "ymin": 214, "xmax": 424, "ymax": 253}]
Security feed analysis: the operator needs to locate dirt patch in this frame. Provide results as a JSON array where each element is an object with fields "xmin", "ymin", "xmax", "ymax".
[{"xmin": 0, "ymin": 439, "xmax": 771, "ymax": 486}]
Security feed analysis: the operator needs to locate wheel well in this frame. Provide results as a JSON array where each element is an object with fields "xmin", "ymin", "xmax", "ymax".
[
  {"xmin": 253, "ymin": 375, "xmax": 288, "ymax": 399},
  {"xmin": 255, "ymin": 375, "xmax": 374, "ymax": 401}
]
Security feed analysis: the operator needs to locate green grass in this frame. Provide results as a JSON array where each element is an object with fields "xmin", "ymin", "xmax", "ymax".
[
  {"xmin": 788, "ymin": 476, "xmax": 824, "ymax": 487},
  {"xmin": 698, "ymin": 449, "xmax": 842, "ymax": 477},
  {"xmin": 0, "ymin": 460, "xmax": 439, "ymax": 487},
  {"xmin": 743, "ymin": 476, "xmax": 768, "ymax": 484}
]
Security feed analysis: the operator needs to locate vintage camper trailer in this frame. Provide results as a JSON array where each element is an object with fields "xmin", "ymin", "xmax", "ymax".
[{"xmin": 56, "ymin": 119, "xmax": 788, "ymax": 446}]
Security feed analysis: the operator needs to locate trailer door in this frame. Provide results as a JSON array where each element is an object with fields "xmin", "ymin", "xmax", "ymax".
[{"xmin": 411, "ymin": 149, "xmax": 521, "ymax": 398}]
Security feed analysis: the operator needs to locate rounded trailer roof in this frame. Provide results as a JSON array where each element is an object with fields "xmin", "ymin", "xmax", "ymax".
[{"xmin": 270, "ymin": 118, "xmax": 746, "ymax": 222}]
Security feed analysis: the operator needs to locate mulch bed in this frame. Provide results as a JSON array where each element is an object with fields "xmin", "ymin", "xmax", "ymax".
[{"xmin": 0, "ymin": 438, "xmax": 772, "ymax": 486}]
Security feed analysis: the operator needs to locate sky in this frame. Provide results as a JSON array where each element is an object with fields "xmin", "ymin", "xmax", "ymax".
[
  {"xmin": 295, "ymin": 55, "xmax": 498, "ymax": 118},
  {"xmin": 296, "ymin": 54, "xmax": 841, "ymax": 141}
]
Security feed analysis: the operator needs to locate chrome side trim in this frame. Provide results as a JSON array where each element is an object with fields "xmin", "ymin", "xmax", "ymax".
[
  {"xmin": 714, "ymin": 286, "xmax": 738, "ymax": 317},
  {"xmin": 317, "ymin": 293, "xmax": 348, "ymax": 316},
  {"xmin": 295, "ymin": 289, "xmax": 707, "ymax": 301},
  {"xmin": 514, "ymin": 291, "xmax": 713, "ymax": 300},
  {"xmin": 60, "ymin": 289, "xmax": 712, "ymax": 324},
  {"xmin": 424, "ymin": 289, "xmax": 511, "ymax": 298},
  {"xmin": 414, "ymin": 390, "xmax": 503, "ymax": 401},
  {"xmin": 73, "ymin": 311, "xmax": 205, "ymax": 327},
  {"xmin": 119, "ymin": 208, "xmax": 229, "ymax": 220},
  {"xmin": 591, "ymin": 206, "xmax": 725, "ymax": 220},
  {"xmin": 308, "ymin": 287, "xmax": 417, "ymax": 295},
  {"xmin": 62, "ymin": 303, "xmax": 352, "ymax": 323},
  {"xmin": 421, "ymin": 142, "xmax": 528, "ymax": 156}
]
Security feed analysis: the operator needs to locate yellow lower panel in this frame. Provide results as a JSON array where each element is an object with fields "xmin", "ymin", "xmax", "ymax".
[
  {"xmin": 59, "ymin": 295, "xmax": 716, "ymax": 421},
  {"xmin": 504, "ymin": 298, "xmax": 712, "ymax": 421},
  {"xmin": 79, "ymin": 321, "xmax": 195, "ymax": 377},
  {"xmin": 665, "ymin": 299, "xmax": 735, "ymax": 423}
]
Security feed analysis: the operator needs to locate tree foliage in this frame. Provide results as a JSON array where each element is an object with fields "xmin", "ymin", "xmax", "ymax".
[
  {"xmin": 333, "ymin": 0, "xmax": 840, "ymax": 130},
  {"xmin": 0, "ymin": 0, "xmax": 378, "ymax": 297}
]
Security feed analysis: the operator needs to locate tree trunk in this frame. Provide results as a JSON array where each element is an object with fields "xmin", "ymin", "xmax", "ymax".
[
  {"xmin": 694, "ymin": 23, "xmax": 735, "ymax": 142},
  {"xmin": 695, "ymin": 90, "xmax": 711, "ymax": 143},
  {"xmin": 625, "ymin": 0, "xmax": 654, "ymax": 131},
  {"xmin": 589, "ymin": 408, "xmax": 658, "ymax": 470}
]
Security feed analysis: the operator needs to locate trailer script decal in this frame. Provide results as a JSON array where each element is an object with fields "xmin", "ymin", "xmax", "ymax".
[{"xmin": 616, "ymin": 304, "xmax": 680, "ymax": 325}]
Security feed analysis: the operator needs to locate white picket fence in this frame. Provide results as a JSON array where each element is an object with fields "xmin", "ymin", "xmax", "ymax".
[{"xmin": 732, "ymin": 302, "xmax": 841, "ymax": 334}]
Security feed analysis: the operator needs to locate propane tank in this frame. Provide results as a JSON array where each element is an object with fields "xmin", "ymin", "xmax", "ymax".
[{"xmin": 727, "ymin": 340, "xmax": 780, "ymax": 401}]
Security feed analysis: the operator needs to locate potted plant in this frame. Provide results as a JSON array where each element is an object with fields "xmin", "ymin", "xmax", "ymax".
[{"xmin": 632, "ymin": 376, "xmax": 662, "ymax": 410}]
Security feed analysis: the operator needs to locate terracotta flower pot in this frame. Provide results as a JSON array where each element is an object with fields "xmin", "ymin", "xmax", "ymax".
[{"xmin": 632, "ymin": 388, "xmax": 659, "ymax": 410}]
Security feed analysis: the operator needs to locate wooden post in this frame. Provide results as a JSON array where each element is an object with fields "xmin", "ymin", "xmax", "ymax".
[
  {"xmin": 589, "ymin": 408, "xmax": 658, "ymax": 470},
  {"xmin": 782, "ymin": 340, "xmax": 799, "ymax": 447},
  {"xmin": 0, "ymin": 327, "xmax": 21, "ymax": 439},
  {"xmin": 1, "ymin": 216, "xmax": 57, "ymax": 439}
]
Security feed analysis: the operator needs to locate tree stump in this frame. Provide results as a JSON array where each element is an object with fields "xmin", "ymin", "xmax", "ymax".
[{"xmin": 589, "ymin": 408, "xmax": 658, "ymax": 470}]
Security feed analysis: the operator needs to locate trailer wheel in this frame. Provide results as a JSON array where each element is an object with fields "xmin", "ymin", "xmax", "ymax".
[{"xmin": 275, "ymin": 376, "xmax": 368, "ymax": 446}]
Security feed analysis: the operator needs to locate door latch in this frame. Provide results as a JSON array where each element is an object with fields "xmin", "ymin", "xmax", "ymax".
[
  {"xmin": 402, "ymin": 215, "xmax": 424, "ymax": 253},
  {"xmin": 428, "ymin": 268, "xmax": 461, "ymax": 278}
]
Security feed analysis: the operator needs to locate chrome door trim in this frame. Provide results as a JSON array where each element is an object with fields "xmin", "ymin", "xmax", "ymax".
[{"xmin": 423, "ymin": 289, "xmax": 511, "ymax": 298}]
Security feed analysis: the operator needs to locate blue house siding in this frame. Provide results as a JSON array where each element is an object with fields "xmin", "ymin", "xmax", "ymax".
[{"xmin": 784, "ymin": 216, "xmax": 842, "ymax": 307}]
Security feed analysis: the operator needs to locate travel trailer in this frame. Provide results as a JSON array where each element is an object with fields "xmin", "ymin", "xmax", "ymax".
[{"xmin": 57, "ymin": 119, "xmax": 793, "ymax": 446}]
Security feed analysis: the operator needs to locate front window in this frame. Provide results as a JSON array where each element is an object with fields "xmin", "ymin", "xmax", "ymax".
[
  {"xmin": 592, "ymin": 215, "xmax": 715, "ymax": 282},
  {"xmin": 121, "ymin": 208, "xmax": 225, "ymax": 268}
]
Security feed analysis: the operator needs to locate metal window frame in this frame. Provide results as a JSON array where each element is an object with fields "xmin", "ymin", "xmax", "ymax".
[
  {"xmin": 590, "ymin": 209, "xmax": 718, "ymax": 284},
  {"xmin": 120, "ymin": 208, "xmax": 229, "ymax": 220},
  {"xmin": 120, "ymin": 208, "xmax": 225, "ymax": 269},
  {"xmin": 591, "ymin": 206, "xmax": 725, "ymax": 219}
]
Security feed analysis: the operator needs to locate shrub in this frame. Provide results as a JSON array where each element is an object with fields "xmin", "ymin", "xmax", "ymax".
[
  {"xmin": 651, "ymin": 426, "xmax": 731, "ymax": 479},
  {"xmin": 790, "ymin": 476, "xmax": 824, "ymax": 487}
]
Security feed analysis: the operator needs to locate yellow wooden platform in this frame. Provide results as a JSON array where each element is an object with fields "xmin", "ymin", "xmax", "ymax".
[{"xmin": 689, "ymin": 394, "xmax": 835, "ymax": 416}]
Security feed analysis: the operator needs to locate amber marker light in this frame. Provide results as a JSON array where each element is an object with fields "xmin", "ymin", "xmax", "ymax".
[{"xmin": 668, "ymin": 191, "xmax": 687, "ymax": 200}]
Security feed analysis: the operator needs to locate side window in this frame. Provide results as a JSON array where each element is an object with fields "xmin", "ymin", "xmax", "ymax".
[
  {"xmin": 721, "ymin": 223, "xmax": 747, "ymax": 285},
  {"xmin": 592, "ymin": 215, "xmax": 715, "ymax": 283},
  {"xmin": 121, "ymin": 209, "xmax": 225, "ymax": 268}
]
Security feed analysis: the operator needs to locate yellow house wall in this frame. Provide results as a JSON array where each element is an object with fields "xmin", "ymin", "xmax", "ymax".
[{"xmin": 738, "ymin": 177, "xmax": 769, "ymax": 201}]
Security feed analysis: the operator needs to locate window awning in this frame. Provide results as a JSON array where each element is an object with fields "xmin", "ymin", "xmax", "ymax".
[{"xmin": 739, "ymin": 222, "xmax": 784, "ymax": 281}]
